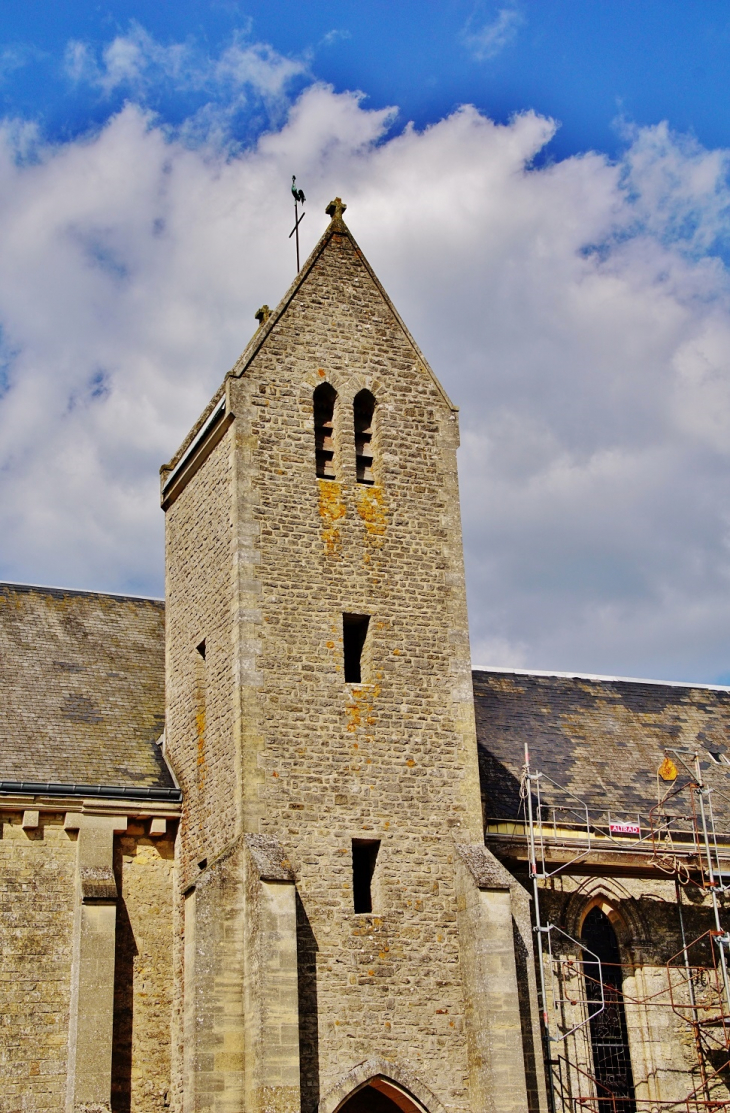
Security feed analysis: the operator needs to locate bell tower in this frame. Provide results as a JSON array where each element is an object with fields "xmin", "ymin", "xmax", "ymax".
[{"xmin": 162, "ymin": 200, "xmax": 542, "ymax": 1113}]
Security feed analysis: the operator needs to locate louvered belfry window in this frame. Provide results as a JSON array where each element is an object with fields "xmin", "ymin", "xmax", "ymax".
[
  {"xmin": 353, "ymin": 390, "xmax": 375, "ymax": 484},
  {"xmin": 314, "ymin": 383, "xmax": 337, "ymax": 479}
]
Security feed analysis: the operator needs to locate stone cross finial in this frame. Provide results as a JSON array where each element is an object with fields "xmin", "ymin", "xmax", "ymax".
[
  {"xmin": 255, "ymin": 305, "xmax": 271, "ymax": 326},
  {"xmin": 325, "ymin": 197, "xmax": 347, "ymax": 222}
]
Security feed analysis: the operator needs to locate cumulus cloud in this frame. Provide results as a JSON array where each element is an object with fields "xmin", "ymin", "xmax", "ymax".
[{"xmin": 2, "ymin": 30, "xmax": 730, "ymax": 682}]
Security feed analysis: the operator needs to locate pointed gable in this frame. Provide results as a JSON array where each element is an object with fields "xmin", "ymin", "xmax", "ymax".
[{"xmin": 230, "ymin": 196, "xmax": 456, "ymax": 411}]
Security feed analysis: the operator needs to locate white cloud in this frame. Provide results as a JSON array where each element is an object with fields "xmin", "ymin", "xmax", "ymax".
[
  {"xmin": 2, "ymin": 34, "xmax": 730, "ymax": 681},
  {"xmin": 64, "ymin": 24, "xmax": 308, "ymax": 145},
  {"xmin": 462, "ymin": 6, "xmax": 524, "ymax": 62}
]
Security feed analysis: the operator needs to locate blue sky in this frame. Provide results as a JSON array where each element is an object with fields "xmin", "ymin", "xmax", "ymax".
[
  {"xmin": 3, "ymin": 2, "xmax": 730, "ymax": 683},
  {"xmin": 3, "ymin": 1, "xmax": 730, "ymax": 160}
]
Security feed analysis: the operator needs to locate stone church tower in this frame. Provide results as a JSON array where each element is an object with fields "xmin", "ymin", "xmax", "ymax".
[
  {"xmin": 4, "ymin": 194, "xmax": 728, "ymax": 1113},
  {"xmin": 160, "ymin": 200, "xmax": 542, "ymax": 1113}
]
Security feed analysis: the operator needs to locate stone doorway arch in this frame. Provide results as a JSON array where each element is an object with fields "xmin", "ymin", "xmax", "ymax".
[
  {"xmin": 335, "ymin": 1078, "xmax": 425, "ymax": 1113},
  {"xmin": 319, "ymin": 1058, "xmax": 447, "ymax": 1113}
]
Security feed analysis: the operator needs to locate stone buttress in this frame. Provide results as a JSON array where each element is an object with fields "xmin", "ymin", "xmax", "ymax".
[{"xmin": 161, "ymin": 200, "xmax": 542, "ymax": 1113}]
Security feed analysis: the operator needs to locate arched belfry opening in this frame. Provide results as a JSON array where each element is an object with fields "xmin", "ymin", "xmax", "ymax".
[
  {"xmin": 335, "ymin": 1077, "xmax": 427, "ymax": 1113},
  {"xmin": 314, "ymin": 382, "xmax": 337, "ymax": 479},
  {"xmin": 353, "ymin": 389, "xmax": 375, "ymax": 484},
  {"xmin": 581, "ymin": 906, "xmax": 636, "ymax": 1113}
]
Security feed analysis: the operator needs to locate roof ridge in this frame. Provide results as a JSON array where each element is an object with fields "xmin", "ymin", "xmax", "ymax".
[
  {"xmin": 0, "ymin": 581, "xmax": 164, "ymax": 604},
  {"xmin": 472, "ymin": 665, "xmax": 730, "ymax": 693}
]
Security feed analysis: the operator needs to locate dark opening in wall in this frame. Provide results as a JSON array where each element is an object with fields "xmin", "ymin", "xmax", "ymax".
[
  {"xmin": 196, "ymin": 639, "xmax": 206, "ymax": 659},
  {"xmin": 582, "ymin": 907, "xmax": 636, "ymax": 1113},
  {"xmin": 353, "ymin": 389, "xmax": 375, "ymax": 484},
  {"xmin": 352, "ymin": 839, "xmax": 380, "ymax": 913},
  {"xmin": 314, "ymin": 383, "xmax": 337, "ymax": 479},
  {"xmin": 343, "ymin": 613, "xmax": 369, "ymax": 683}
]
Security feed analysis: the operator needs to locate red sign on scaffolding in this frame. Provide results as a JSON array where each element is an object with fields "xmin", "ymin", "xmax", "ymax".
[{"xmin": 609, "ymin": 820, "xmax": 641, "ymax": 836}]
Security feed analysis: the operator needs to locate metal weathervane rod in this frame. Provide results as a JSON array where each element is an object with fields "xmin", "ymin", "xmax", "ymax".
[{"xmin": 289, "ymin": 175, "xmax": 306, "ymax": 273}]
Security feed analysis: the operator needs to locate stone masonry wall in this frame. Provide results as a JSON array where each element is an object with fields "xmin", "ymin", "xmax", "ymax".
[
  {"xmin": 0, "ymin": 811, "xmax": 76, "ymax": 1113},
  {"xmin": 162, "ymin": 218, "xmax": 492, "ymax": 1112},
  {"xmin": 112, "ymin": 823, "xmax": 176, "ymax": 1113},
  {"xmin": 229, "ymin": 226, "xmax": 484, "ymax": 1111},
  {"xmin": 162, "ymin": 216, "xmax": 502, "ymax": 1112},
  {"xmin": 0, "ymin": 811, "xmax": 176, "ymax": 1113},
  {"xmin": 164, "ymin": 429, "xmax": 237, "ymax": 887}
]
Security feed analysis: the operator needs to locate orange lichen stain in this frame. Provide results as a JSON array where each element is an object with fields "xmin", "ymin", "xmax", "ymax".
[
  {"xmin": 345, "ymin": 683, "xmax": 381, "ymax": 733},
  {"xmin": 393, "ymin": 648, "xmax": 402, "ymax": 655},
  {"xmin": 406, "ymin": 758, "xmax": 415, "ymax": 767},
  {"xmin": 326, "ymin": 640, "xmax": 334, "ymax": 649},
  {"xmin": 356, "ymin": 484, "xmax": 387, "ymax": 542},
  {"xmin": 272, "ymin": 770, "xmax": 279, "ymax": 778},
  {"xmin": 196, "ymin": 710, "xmax": 206, "ymax": 760},
  {"xmin": 318, "ymin": 368, "xmax": 326, "ymax": 377},
  {"xmin": 317, "ymin": 479, "xmax": 347, "ymax": 556}
]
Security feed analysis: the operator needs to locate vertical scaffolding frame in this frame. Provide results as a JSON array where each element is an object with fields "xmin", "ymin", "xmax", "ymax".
[{"xmin": 521, "ymin": 745, "xmax": 730, "ymax": 1113}]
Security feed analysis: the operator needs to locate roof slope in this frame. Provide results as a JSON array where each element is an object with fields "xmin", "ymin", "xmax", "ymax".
[
  {"xmin": 474, "ymin": 668, "xmax": 730, "ymax": 832},
  {"xmin": 0, "ymin": 583, "xmax": 174, "ymax": 795}
]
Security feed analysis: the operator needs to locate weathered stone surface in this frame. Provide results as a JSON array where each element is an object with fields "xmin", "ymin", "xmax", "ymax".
[
  {"xmin": 163, "ymin": 207, "xmax": 486, "ymax": 1112},
  {"xmin": 112, "ymin": 824, "xmax": 176, "ymax": 1112},
  {"xmin": 0, "ymin": 812, "xmax": 76, "ymax": 1113}
]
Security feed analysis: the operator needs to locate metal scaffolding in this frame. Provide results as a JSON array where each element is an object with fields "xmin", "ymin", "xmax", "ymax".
[{"xmin": 520, "ymin": 745, "xmax": 730, "ymax": 1113}]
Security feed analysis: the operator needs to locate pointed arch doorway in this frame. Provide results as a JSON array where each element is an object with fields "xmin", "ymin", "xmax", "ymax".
[{"xmin": 335, "ymin": 1078, "xmax": 427, "ymax": 1113}]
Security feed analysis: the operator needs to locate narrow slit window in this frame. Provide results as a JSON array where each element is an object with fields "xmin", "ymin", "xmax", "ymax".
[
  {"xmin": 194, "ymin": 639, "xmax": 207, "ymax": 780},
  {"xmin": 343, "ymin": 613, "xmax": 369, "ymax": 683},
  {"xmin": 353, "ymin": 390, "xmax": 375, "ymax": 485},
  {"xmin": 314, "ymin": 383, "xmax": 337, "ymax": 479},
  {"xmin": 352, "ymin": 839, "xmax": 380, "ymax": 913}
]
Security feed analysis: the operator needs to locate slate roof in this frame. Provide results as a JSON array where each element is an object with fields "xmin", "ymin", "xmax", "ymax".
[
  {"xmin": 474, "ymin": 668, "xmax": 730, "ymax": 835},
  {"xmin": 0, "ymin": 583, "xmax": 176, "ymax": 798}
]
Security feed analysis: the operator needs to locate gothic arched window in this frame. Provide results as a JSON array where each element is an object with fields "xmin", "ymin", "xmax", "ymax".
[
  {"xmin": 353, "ymin": 390, "xmax": 375, "ymax": 485},
  {"xmin": 314, "ymin": 383, "xmax": 337, "ymax": 479},
  {"xmin": 582, "ymin": 907, "xmax": 636, "ymax": 1113}
]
